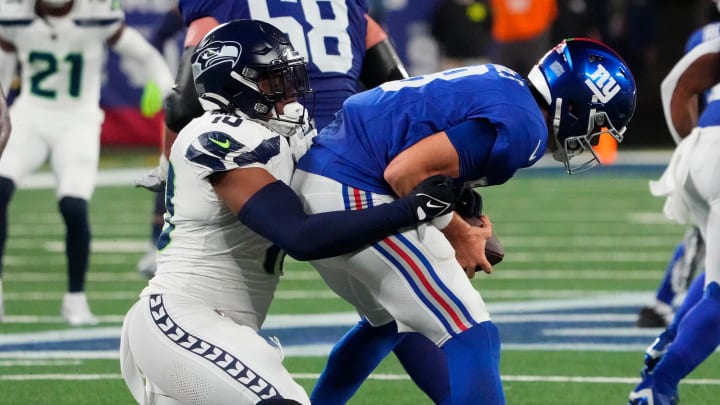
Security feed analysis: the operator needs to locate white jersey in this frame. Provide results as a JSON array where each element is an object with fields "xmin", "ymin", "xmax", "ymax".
[
  {"xmin": 0, "ymin": 0, "xmax": 124, "ymax": 115},
  {"xmin": 146, "ymin": 111, "xmax": 294, "ymax": 329}
]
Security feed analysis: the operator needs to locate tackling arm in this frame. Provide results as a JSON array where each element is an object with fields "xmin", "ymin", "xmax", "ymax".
[
  {"xmin": 212, "ymin": 167, "xmax": 457, "ymax": 261},
  {"xmin": 661, "ymin": 37, "xmax": 720, "ymax": 143}
]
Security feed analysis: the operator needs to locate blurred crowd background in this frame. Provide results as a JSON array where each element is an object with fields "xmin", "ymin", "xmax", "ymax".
[{"xmin": 11, "ymin": 0, "xmax": 714, "ymax": 150}]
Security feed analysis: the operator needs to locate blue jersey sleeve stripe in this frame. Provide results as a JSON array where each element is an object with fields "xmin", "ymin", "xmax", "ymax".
[
  {"xmin": 186, "ymin": 144, "xmax": 226, "ymax": 172},
  {"xmin": 233, "ymin": 136, "xmax": 281, "ymax": 166}
]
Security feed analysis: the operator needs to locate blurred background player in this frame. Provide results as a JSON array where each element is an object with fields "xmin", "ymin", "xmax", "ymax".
[
  {"xmin": 135, "ymin": 0, "xmax": 408, "ymax": 278},
  {"xmin": 0, "ymin": 0, "xmax": 173, "ymax": 325},
  {"xmin": 430, "ymin": 0, "xmax": 492, "ymax": 70},
  {"xmin": 635, "ymin": 16, "xmax": 720, "ymax": 328},
  {"xmin": 0, "ymin": 83, "xmax": 9, "ymax": 156},
  {"xmin": 119, "ymin": 20, "xmax": 460, "ymax": 404},
  {"xmin": 293, "ymin": 38, "xmax": 636, "ymax": 404}
]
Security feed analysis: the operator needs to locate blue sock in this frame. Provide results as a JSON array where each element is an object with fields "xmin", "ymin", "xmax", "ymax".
[
  {"xmin": 667, "ymin": 272, "xmax": 706, "ymax": 336},
  {"xmin": 441, "ymin": 321, "xmax": 504, "ymax": 404},
  {"xmin": 311, "ymin": 318, "xmax": 403, "ymax": 405},
  {"xmin": 656, "ymin": 242, "xmax": 686, "ymax": 305},
  {"xmin": 394, "ymin": 332, "xmax": 450, "ymax": 404},
  {"xmin": 653, "ymin": 282, "xmax": 720, "ymax": 395}
]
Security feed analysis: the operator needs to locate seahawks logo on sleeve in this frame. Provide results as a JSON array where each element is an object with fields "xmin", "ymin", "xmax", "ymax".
[{"xmin": 186, "ymin": 130, "xmax": 282, "ymax": 173}]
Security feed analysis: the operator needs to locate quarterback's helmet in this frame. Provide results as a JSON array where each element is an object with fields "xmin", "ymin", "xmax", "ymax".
[
  {"xmin": 191, "ymin": 19, "xmax": 312, "ymax": 124},
  {"xmin": 528, "ymin": 38, "xmax": 637, "ymax": 174}
]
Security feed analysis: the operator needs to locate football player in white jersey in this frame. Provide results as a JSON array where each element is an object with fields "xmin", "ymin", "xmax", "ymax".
[
  {"xmin": 119, "ymin": 20, "xmax": 460, "ymax": 405},
  {"xmin": 0, "ymin": 0, "xmax": 174, "ymax": 325}
]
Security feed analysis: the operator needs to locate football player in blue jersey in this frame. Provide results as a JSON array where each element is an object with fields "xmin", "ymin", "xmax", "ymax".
[
  {"xmin": 0, "ymin": 83, "xmax": 9, "ymax": 156},
  {"xmin": 119, "ymin": 20, "xmax": 460, "ymax": 405},
  {"xmin": 0, "ymin": 0, "xmax": 174, "ymax": 325},
  {"xmin": 628, "ymin": 10, "xmax": 720, "ymax": 405},
  {"xmin": 293, "ymin": 38, "xmax": 637, "ymax": 404},
  {"xmin": 634, "ymin": 20, "xmax": 720, "ymax": 329}
]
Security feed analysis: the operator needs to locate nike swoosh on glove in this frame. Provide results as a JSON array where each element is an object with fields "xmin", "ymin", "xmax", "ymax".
[{"xmin": 407, "ymin": 175, "xmax": 458, "ymax": 222}]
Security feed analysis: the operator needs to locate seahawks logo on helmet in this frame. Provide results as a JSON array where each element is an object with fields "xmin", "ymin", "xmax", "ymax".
[{"xmin": 193, "ymin": 41, "xmax": 242, "ymax": 76}]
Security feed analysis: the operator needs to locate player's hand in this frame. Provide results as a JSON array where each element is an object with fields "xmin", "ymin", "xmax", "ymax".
[
  {"xmin": 406, "ymin": 175, "xmax": 458, "ymax": 222},
  {"xmin": 140, "ymin": 81, "xmax": 163, "ymax": 117},
  {"xmin": 134, "ymin": 155, "xmax": 169, "ymax": 193},
  {"xmin": 443, "ymin": 214, "xmax": 494, "ymax": 278}
]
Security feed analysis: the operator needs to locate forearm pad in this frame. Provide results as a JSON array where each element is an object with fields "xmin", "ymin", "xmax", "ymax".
[
  {"xmin": 360, "ymin": 39, "xmax": 409, "ymax": 89},
  {"xmin": 238, "ymin": 181, "xmax": 416, "ymax": 261},
  {"xmin": 165, "ymin": 46, "xmax": 204, "ymax": 133}
]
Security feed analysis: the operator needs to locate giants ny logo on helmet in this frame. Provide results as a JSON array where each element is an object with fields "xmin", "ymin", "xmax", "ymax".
[
  {"xmin": 192, "ymin": 41, "xmax": 242, "ymax": 77},
  {"xmin": 584, "ymin": 64, "xmax": 620, "ymax": 103}
]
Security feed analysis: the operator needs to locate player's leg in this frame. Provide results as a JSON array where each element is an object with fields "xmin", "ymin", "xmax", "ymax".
[
  {"xmin": 310, "ymin": 317, "xmax": 404, "ymax": 404},
  {"xmin": 636, "ymin": 242, "xmax": 683, "ymax": 327},
  {"xmin": 137, "ymin": 191, "xmax": 165, "ymax": 278},
  {"xmin": 123, "ymin": 294, "xmax": 310, "ymax": 404},
  {"xmin": 0, "ymin": 104, "xmax": 50, "ymax": 320},
  {"xmin": 50, "ymin": 116, "xmax": 102, "ymax": 325}
]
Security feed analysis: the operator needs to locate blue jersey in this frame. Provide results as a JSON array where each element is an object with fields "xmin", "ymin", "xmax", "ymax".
[
  {"xmin": 685, "ymin": 21, "xmax": 720, "ymax": 128},
  {"xmin": 178, "ymin": 0, "xmax": 368, "ymax": 129},
  {"xmin": 298, "ymin": 64, "xmax": 547, "ymax": 194}
]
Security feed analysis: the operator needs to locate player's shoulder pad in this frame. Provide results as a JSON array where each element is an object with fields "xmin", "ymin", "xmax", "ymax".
[
  {"xmin": 0, "ymin": 0, "xmax": 35, "ymax": 27},
  {"xmin": 72, "ymin": 0, "xmax": 125, "ymax": 27}
]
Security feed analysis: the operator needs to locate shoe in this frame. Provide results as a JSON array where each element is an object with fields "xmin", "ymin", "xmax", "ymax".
[
  {"xmin": 136, "ymin": 247, "xmax": 157, "ymax": 279},
  {"xmin": 637, "ymin": 304, "xmax": 674, "ymax": 328},
  {"xmin": 61, "ymin": 292, "xmax": 99, "ymax": 326},
  {"xmin": 628, "ymin": 386, "xmax": 678, "ymax": 405},
  {"xmin": 641, "ymin": 331, "xmax": 674, "ymax": 378}
]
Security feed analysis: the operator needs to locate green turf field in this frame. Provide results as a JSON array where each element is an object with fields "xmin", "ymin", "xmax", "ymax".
[{"xmin": 1, "ymin": 155, "xmax": 718, "ymax": 404}]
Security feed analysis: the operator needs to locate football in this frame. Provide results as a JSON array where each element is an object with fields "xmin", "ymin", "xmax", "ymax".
[{"xmin": 464, "ymin": 216, "xmax": 505, "ymax": 265}]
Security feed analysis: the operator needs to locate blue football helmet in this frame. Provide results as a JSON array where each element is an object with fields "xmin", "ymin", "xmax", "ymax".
[
  {"xmin": 528, "ymin": 38, "xmax": 637, "ymax": 174},
  {"xmin": 191, "ymin": 19, "xmax": 313, "ymax": 124}
]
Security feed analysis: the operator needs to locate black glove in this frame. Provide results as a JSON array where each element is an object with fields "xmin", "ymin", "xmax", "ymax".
[
  {"xmin": 455, "ymin": 188, "xmax": 483, "ymax": 218},
  {"xmin": 406, "ymin": 175, "xmax": 458, "ymax": 222}
]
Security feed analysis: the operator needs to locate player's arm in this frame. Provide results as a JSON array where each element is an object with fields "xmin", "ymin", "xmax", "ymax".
[
  {"xmin": 163, "ymin": 16, "xmax": 220, "ymax": 157},
  {"xmin": 384, "ymin": 120, "xmax": 496, "ymax": 276},
  {"xmin": 107, "ymin": 24, "xmax": 174, "ymax": 117},
  {"xmin": 661, "ymin": 37, "xmax": 720, "ymax": 143},
  {"xmin": 359, "ymin": 14, "xmax": 409, "ymax": 88},
  {"xmin": 211, "ymin": 167, "xmax": 457, "ymax": 261}
]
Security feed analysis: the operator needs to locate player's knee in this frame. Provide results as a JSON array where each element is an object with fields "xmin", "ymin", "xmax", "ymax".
[
  {"xmin": 256, "ymin": 398, "xmax": 305, "ymax": 404},
  {"xmin": 58, "ymin": 197, "xmax": 88, "ymax": 223}
]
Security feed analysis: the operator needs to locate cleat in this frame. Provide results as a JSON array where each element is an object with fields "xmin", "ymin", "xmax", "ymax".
[
  {"xmin": 641, "ymin": 331, "xmax": 674, "ymax": 378},
  {"xmin": 637, "ymin": 304, "xmax": 674, "ymax": 328},
  {"xmin": 136, "ymin": 247, "xmax": 157, "ymax": 279},
  {"xmin": 61, "ymin": 292, "xmax": 99, "ymax": 326},
  {"xmin": 628, "ymin": 387, "xmax": 679, "ymax": 405}
]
